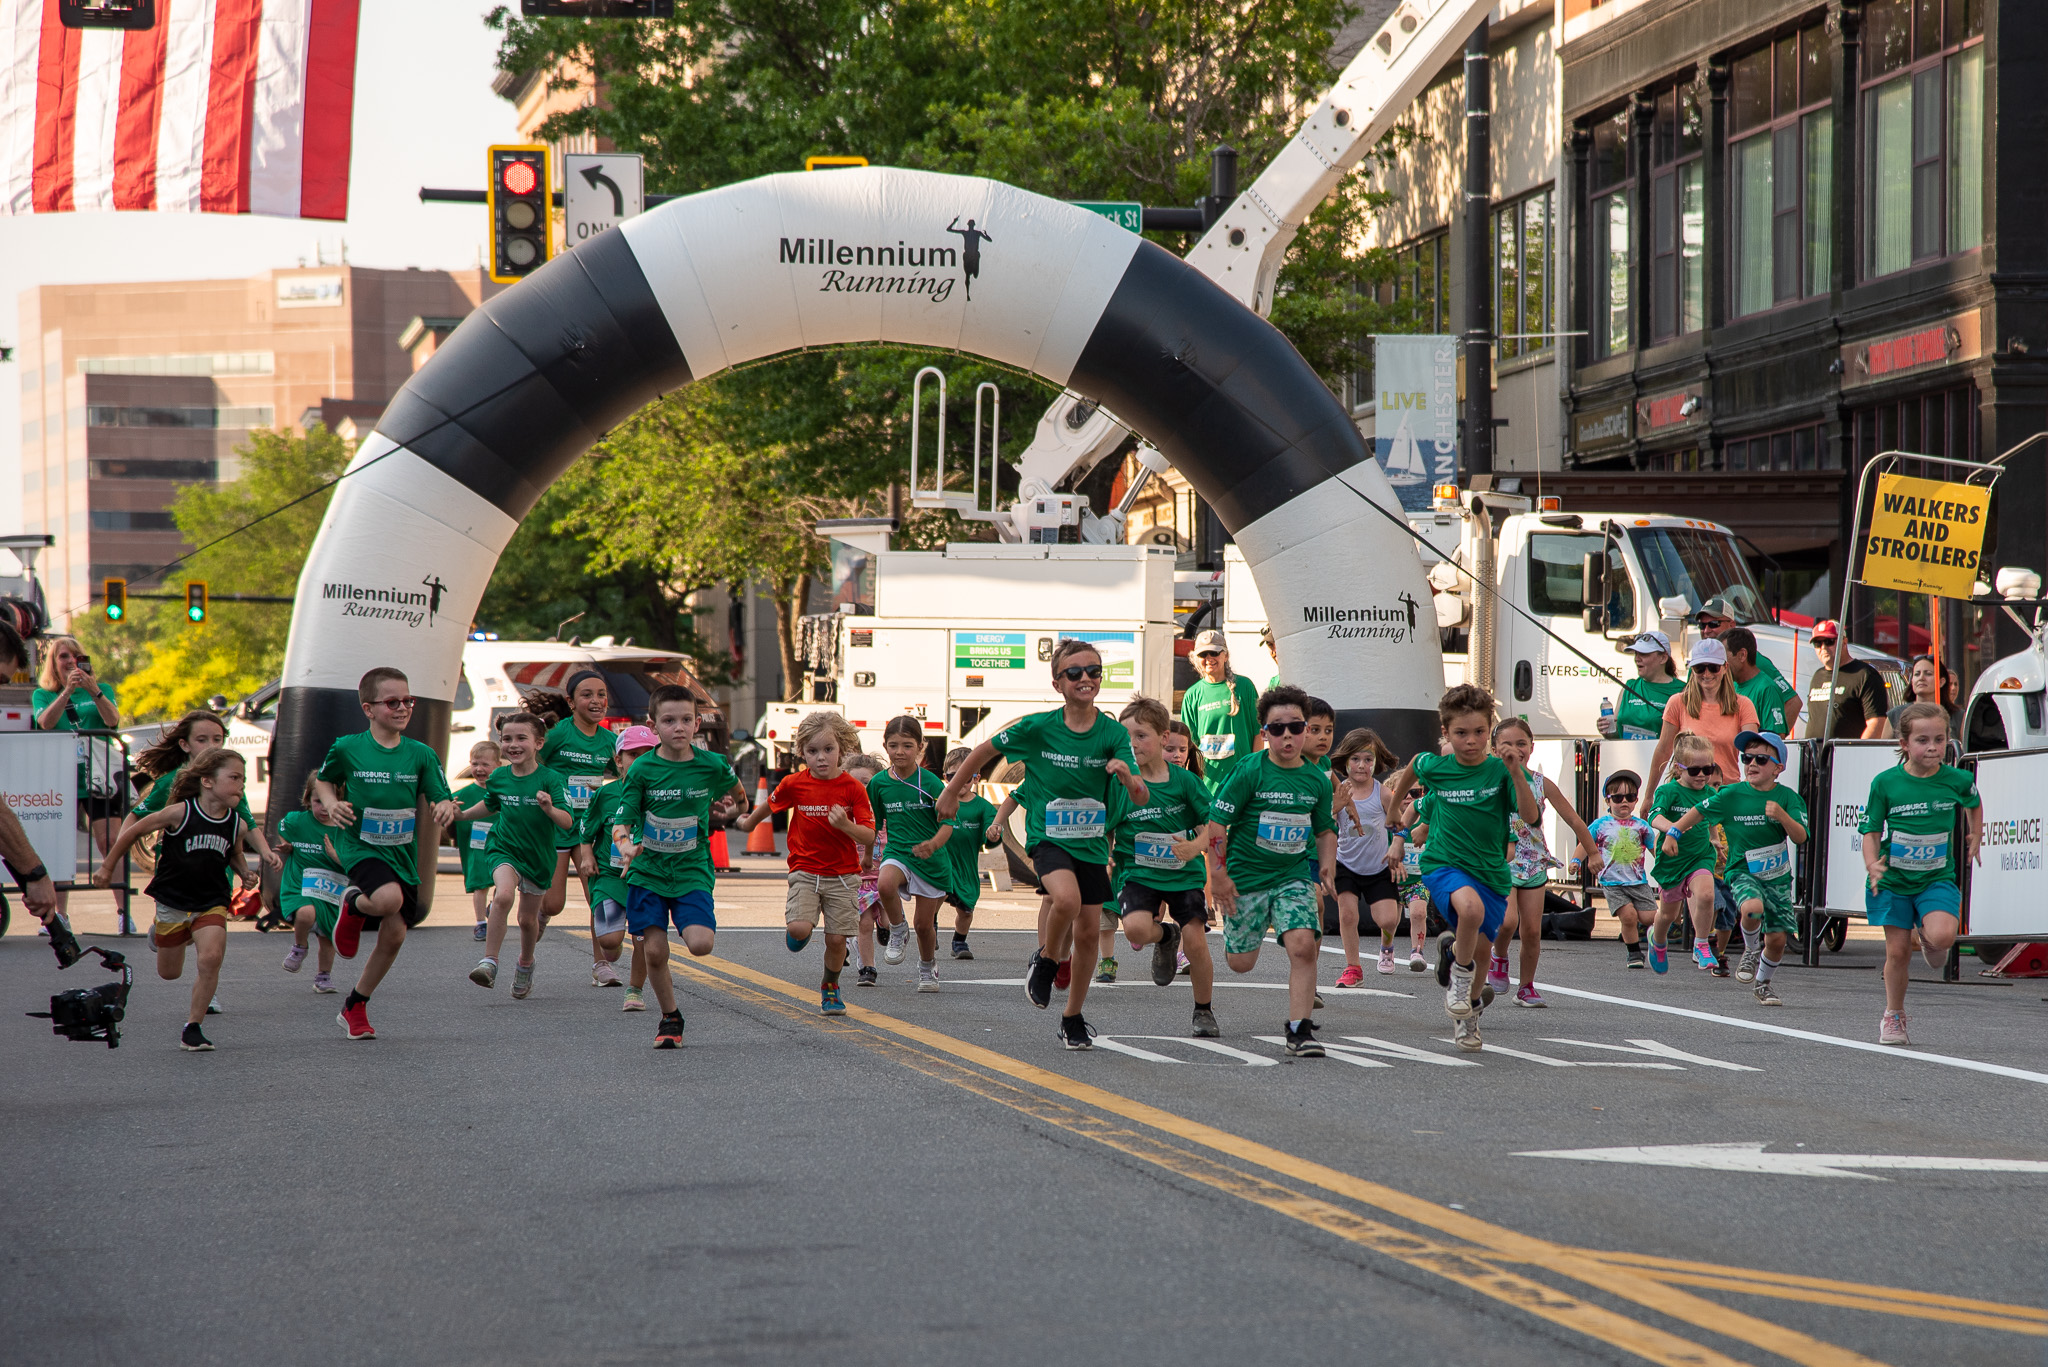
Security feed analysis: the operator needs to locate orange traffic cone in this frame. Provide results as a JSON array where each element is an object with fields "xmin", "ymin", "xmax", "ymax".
[
  {"xmin": 744, "ymin": 777, "xmax": 778, "ymax": 856},
  {"xmin": 711, "ymin": 827, "xmax": 732, "ymax": 872}
]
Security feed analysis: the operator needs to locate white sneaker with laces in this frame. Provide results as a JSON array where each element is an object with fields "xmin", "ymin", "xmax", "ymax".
[
  {"xmin": 1446, "ymin": 963, "xmax": 1476, "ymax": 1018},
  {"xmin": 917, "ymin": 962, "xmax": 940, "ymax": 992},
  {"xmin": 884, "ymin": 923, "xmax": 909, "ymax": 965}
]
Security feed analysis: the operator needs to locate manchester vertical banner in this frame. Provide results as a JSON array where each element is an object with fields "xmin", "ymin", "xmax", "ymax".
[
  {"xmin": 1861, "ymin": 473, "xmax": 1991, "ymax": 599},
  {"xmin": 1373, "ymin": 334, "xmax": 1458, "ymax": 512}
]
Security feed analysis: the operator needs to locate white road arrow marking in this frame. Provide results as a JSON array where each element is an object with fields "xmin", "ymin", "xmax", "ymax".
[
  {"xmin": 1543, "ymin": 1038, "xmax": 1763, "ymax": 1071},
  {"xmin": 1514, "ymin": 1142, "xmax": 2048, "ymax": 1180},
  {"xmin": 1433, "ymin": 1040, "xmax": 1680, "ymax": 1069},
  {"xmin": 1337, "ymin": 1034, "xmax": 1482, "ymax": 1067},
  {"xmin": 1094, "ymin": 1035, "xmax": 1276, "ymax": 1066}
]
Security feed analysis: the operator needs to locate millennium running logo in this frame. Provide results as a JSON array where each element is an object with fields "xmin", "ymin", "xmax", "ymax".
[
  {"xmin": 323, "ymin": 575, "xmax": 446, "ymax": 630},
  {"xmin": 1302, "ymin": 596, "xmax": 1420, "ymax": 643},
  {"xmin": 778, "ymin": 216, "xmax": 992, "ymax": 304}
]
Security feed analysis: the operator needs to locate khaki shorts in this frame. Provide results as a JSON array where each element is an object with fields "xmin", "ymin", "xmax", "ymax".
[{"xmin": 786, "ymin": 872, "xmax": 862, "ymax": 937}]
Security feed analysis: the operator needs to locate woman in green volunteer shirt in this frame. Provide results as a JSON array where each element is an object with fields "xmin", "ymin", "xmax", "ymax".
[
  {"xmin": 32, "ymin": 635, "xmax": 122, "ymax": 917},
  {"xmin": 1598, "ymin": 631, "xmax": 1684, "ymax": 741},
  {"xmin": 460, "ymin": 713, "xmax": 574, "ymax": 999},
  {"xmin": 938, "ymin": 639, "xmax": 1146, "ymax": 1051},
  {"xmin": 538, "ymin": 671, "xmax": 618, "ymax": 969},
  {"xmin": 1179, "ymin": 630, "xmax": 1260, "ymax": 791},
  {"xmin": 1860, "ymin": 702, "xmax": 1982, "ymax": 1048}
]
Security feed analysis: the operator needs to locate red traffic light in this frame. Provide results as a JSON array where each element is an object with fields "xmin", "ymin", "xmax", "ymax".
[{"xmin": 500, "ymin": 160, "xmax": 538, "ymax": 197}]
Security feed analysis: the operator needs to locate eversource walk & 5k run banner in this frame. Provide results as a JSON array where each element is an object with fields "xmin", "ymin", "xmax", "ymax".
[
  {"xmin": 1373, "ymin": 334, "xmax": 1458, "ymax": 512},
  {"xmin": 1861, "ymin": 472, "xmax": 1991, "ymax": 600}
]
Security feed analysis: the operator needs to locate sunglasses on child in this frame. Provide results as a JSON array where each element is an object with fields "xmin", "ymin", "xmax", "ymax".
[
  {"xmin": 1264, "ymin": 719, "xmax": 1307, "ymax": 736},
  {"xmin": 1605, "ymin": 790, "xmax": 1638, "ymax": 802},
  {"xmin": 1681, "ymin": 763, "xmax": 1717, "ymax": 777},
  {"xmin": 1057, "ymin": 664, "xmax": 1103, "ymax": 680},
  {"xmin": 1740, "ymin": 751, "xmax": 1778, "ymax": 767},
  {"xmin": 373, "ymin": 696, "xmax": 419, "ymax": 709}
]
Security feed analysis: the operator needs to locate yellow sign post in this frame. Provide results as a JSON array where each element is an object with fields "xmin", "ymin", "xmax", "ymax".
[{"xmin": 1861, "ymin": 472, "xmax": 1991, "ymax": 599}]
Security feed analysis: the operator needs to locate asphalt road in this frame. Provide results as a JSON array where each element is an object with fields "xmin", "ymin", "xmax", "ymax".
[{"xmin": 3, "ymin": 915, "xmax": 2044, "ymax": 1367}]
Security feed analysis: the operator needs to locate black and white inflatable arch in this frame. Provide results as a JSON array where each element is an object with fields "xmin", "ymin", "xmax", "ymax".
[{"xmin": 270, "ymin": 167, "xmax": 1444, "ymax": 811}]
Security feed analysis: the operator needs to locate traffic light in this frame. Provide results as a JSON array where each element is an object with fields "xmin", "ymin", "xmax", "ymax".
[
  {"xmin": 103, "ymin": 578, "xmax": 126, "ymax": 622},
  {"xmin": 489, "ymin": 145, "xmax": 551, "ymax": 284},
  {"xmin": 185, "ymin": 580, "xmax": 208, "ymax": 624}
]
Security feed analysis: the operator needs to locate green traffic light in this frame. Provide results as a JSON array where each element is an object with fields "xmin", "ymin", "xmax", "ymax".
[
  {"xmin": 187, "ymin": 606, "xmax": 203, "ymax": 622},
  {"xmin": 106, "ymin": 604, "xmax": 123, "ymax": 621}
]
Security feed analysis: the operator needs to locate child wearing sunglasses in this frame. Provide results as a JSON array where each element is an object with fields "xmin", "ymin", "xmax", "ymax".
[
  {"xmin": 1649, "ymin": 732, "xmax": 1722, "ymax": 974},
  {"xmin": 1662, "ymin": 730, "xmax": 1808, "ymax": 1005},
  {"xmin": 1584, "ymin": 770, "xmax": 1656, "ymax": 968},
  {"xmin": 938, "ymin": 639, "xmax": 1146, "ymax": 1051}
]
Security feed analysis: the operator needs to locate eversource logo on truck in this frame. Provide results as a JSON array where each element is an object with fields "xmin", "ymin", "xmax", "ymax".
[{"xmin": 1303, "ymin": 596, "xmax": 1420, "ymax": 643}]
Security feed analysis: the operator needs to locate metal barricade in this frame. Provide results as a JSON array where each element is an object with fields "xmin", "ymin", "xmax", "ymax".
[{"xmin": 0, "ymin": 726, "xmax": 137, "ymax": 937}]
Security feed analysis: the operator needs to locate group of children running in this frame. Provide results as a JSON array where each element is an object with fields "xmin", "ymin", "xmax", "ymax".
[{"xmin": 97, "ymin": 636, "xmax": 1981, "ymax": 1055}]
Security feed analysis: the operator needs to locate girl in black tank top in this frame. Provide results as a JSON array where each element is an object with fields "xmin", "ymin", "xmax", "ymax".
[{"xmin": 96, "ymin": 747, "xmax": 269, "ymax": 1050}]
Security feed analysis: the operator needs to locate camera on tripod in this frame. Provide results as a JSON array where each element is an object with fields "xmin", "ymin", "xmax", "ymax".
[{"xmin": 28, "ymin": 944, "xmax": 132, "ymax": 1048}]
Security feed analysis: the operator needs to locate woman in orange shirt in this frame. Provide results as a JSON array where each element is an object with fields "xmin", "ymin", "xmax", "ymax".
[{"xmin": 1650, "ymin": 638, "xmax": 1760, "ymax": 787}]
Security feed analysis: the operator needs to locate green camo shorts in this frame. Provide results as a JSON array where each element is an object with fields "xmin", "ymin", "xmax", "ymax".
[
  {"xmin": 1726, "ymin": 872, "xmax": 1797, "ymax": 935},
  {"xmin": 1224, "ymin": 881, "xmax": 1321, "ymax": 956}
]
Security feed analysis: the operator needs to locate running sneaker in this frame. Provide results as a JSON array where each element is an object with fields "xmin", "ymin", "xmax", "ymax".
[
  {"xmin": 621, "ymin": 988, "xmax": 647, "ymax": 1012},
  {"xmin": 1451, "ymin": 1014, "xmax": 1483, "ymax": 1051},
  {"xmin": 1059, "ymin": 1014, "xmax": 1097, "ymax": 1051},
  {"xmin": 469, "ymin": 959, "xmax": 497, "ymax": 989},
  {"xmin": 917, "ymin": 962, "xmax": 941, "ymax": 993},
  {"xmin": 1625, "ymin": 942, "xmax": 1647, "ymax": 970},
  {"xmin": 1150, "ymin": 921, "xmax": 1182, "ymax": 987},
  {"xmin": 1409, "ymin": 945, "xmax": 1428, "ymax": 972},
  {"xmin": 1486, "ymin": 955, "xmax": 1511, "ymax": 991},
  {"xmin": 312, "ymin": 971, "xmax": 335, "ymax": 994},
  {"xmin": 180, "ymin": 1022, "xmax": 214, "ymax": 1052},
  {"xmin": 337, "ymin": 1001, "xmax": 374, "ymax": 1040},
  {"xmin": 1753, "ymin": 979, "xmax": 1782, "ymax": 1007},
  {"xmin": 592, "ymin": 959, "xmax": 621, "ymax": 987},
  {"xmin": 1177, "ymin": 950, "xmax": 1192, "ymax": 976},
  {"xmin": 821, "ymin": 984, "xmax": 847, "ymax": 1015},
  {"xmin": 1709, "ymin": 955, "xmax": 1731, "ymax": 979},
  {"xmin": 1515, "ymin": 982, "xmax": 1547, "ymax": 1008},
  {"xmin": 1054, "ymin": 958, "xmax": 1073, "ymax": 990},
  {"xmin": 1735, "ymin": 944, "xmax": 1762, "ymax": 983},
  {"xmin": 1190, "ymin": 1006, "xmax": 1220, "ymax": 1038},
  {"xmin": 883, "ymin": 923, "xmax": 909, "ymax": 965},
  {"xmin": 1692, "ymin": 943, "xmax": 1719, "ymax": 972},
  {"xmin": 1879, "ymin": 1009, "xmax": 1910, "ymax": 1046},
  {"xmin": 1335, "ymin": 965, "xmax": 1366, "ymax": 989},
  {"xmin": 1024, "ymin": 950, "xmax": 1058, "ymax": 1010},
  {"xmin": 473, "ymin": 922, "xmax": 488, "ymax": 942},
  {"xmin": 856, "ymin": 966, "xmax": 879, "ymax": 988},
  {"xmin": 1446, "ymin": 961, "xmax": 1476, "ymax": 1018},
  {"xmin": 282, "ymin": 943, "xmax": 308, "ymax": 973},
  {"xmin": 1312, "ymin": 991, "xmax": 1326, "ymax": 1010},
  {"xmin": 1435, "ymin": 931, "xmax": 1456, "ymax": 988},
  {"xmin": 1376, "ymin": 947, "xmax": 1397, "ymax": 975},
  {"xmin": 655, "ymin": 1011, "xmax": 685, "ymax": 1048},
  {"xmin": 207, "ymin": 995, "xmax": 222, "ymax": 1015},
  {"xmin": 1095, "ymin": 956, "xmax": 1118, "ymax": 984},
  {"xmin": 952, "ymin": 939, "xmax": 975, "ymax": 961},
  {"xmin": 511, "ymin": 963, "xmax": 534, "ymax": 1000},
  {"xmin": 1284, "ymin": 1020, "xmax": 1324, "ymax": 1058},
  {"xmin": 1649, "ymin": 942, "xmax": 1669, "ymax": 974},
  {"xmin": 331, "ymin": 888, "xmax": 365, "ymax": 959}
]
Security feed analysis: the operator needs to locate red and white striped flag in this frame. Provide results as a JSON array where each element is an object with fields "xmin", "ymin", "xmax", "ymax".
[{"xmin": 0, "ymin": 0, "xmax": 360, "ymax": 219}]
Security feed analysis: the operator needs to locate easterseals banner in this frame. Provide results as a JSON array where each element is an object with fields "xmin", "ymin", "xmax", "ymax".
[{"xmin": 1861, "ymin": 473, "xmax": 1990, "ymax": 599}]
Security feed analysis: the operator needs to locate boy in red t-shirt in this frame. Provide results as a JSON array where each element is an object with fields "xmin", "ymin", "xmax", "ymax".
[{"xmin": 735, "ymin": 711, "xmax": 876, "ymax": 1015}]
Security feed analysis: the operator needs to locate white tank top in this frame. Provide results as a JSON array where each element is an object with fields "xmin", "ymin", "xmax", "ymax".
[{"xmin": 1336, "ymin": 779, "xmax": 1389, "ymax": 876}]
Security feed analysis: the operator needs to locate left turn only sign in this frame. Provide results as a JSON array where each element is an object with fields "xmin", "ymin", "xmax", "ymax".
[{"xmin": 564, "ymin": 153, "xmax": 645, "ymax": 246}]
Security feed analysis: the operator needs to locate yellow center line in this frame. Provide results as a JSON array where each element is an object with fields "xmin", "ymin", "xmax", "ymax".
[
  {"xmin": 660, "ymin": 949, "xmax": 1899, "ymax": 1367},
  {"xmin": 1583, "ymin": 1252, "xmax": 2048, "ymax": 1324},
  {"xmin": 1625, "ymin": 1271, "xmax": 2046, "ymax": 1337}
]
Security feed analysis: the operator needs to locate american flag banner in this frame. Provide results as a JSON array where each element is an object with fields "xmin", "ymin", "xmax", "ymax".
[{"xmin": 0, "ymin": 0, "xmax": 360, "ymax": 219}]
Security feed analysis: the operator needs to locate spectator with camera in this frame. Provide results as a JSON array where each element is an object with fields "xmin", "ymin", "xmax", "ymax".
[{"xmin": 31, "ymin": 634, "xmax": 125, "ymax": 919}]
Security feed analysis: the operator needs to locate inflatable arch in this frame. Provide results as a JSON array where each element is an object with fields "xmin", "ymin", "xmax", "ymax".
[{"xmin": 270, "ymin": 167, "xmax": 1445, "ymax": 813}]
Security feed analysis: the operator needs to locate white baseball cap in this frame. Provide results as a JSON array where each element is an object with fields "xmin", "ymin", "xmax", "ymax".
[
  {"xmin": 1688, "ymin": 638, "xmax": 1729, "ymax": 668},
  {"xmin": 1624, "ymin": 630, "xmax": 1671, "ymax": 655}
]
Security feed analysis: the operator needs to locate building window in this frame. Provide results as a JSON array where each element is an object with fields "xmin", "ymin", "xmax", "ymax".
[
  {"xmin": 1862, "ymin": 0, "xmax": 1984, "ymax": 280},
  {"xmin": 1493, "ymin": 189, "xmax": 1553, "ymax": 361},
  {"xmin": 89, "ymin": 510, "xmax": 180, "ymax": 532},
  {"xmin": 85, "ymin": 404, "xmax": 274, "ymax": 429},
  {"xmin": 1730, "ymin": 22, "xmax": 1834, "ymax": 317},
  {"xmin": 1723, "ymin": 421, "xmax": 1835, "ymax": 471},
  {"xmin": 88, "ymin": 458, "xmax": 219, "ymax": 481},
  {"xmin": 1649, "ymin": 84, "xmax": 1704, "ymax": 340},
  {"xmin": 1587, "ymin": 109, "xmax": 1631, "ymax": 357},
  {"xmin": 1383, "ymin": 231, "xmax": 1450, "ymax": 333},
  {"xmin": 77, "ymin": 351, "xmax": 275, "ymax": 377}
]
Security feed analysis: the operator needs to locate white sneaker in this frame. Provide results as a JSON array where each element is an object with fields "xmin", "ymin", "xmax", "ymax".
[
  {"xmin": 917, "ymin": 962, "xmax": 940, "ymax": 992},
  {"xmin": 884, "ymin": 923, "xmax": 909, "ymax": 965},
  {"xmin": 591, "ymin": 959, "xmax": 621, "ymax": 987},
  {"xmin": 1446, "ymin": 963, "xmax": 1476, "ymax": 1018},
  {"xmin": 1408, "ymin": 946, "xmax": 1428, "ymax": 971},
  {"xmin": 206, "ymin": 994, "xmax": 223, "ymax": 1015}
]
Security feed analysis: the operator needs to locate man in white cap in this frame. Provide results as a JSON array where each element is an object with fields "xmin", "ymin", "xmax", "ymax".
[{"xmin": 1179, "ymin": 629, "xmax": 1262, "ymax": 793}]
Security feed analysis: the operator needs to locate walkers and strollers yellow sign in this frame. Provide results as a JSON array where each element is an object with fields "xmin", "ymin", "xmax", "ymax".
[{"xmin": 1861, "ymin": 473, "xmax": 1991, "ymax": 599}]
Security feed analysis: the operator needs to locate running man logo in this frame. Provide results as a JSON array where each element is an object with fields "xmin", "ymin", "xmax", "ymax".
[{"xmin": 1862, "ymin": 473, "xmax": 1990, "ymax": 599}]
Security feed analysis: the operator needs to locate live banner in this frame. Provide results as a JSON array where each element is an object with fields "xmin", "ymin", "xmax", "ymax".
[{"xmin": 1861, "ymin": 473, "xmax": 1991, "ymax": 599}]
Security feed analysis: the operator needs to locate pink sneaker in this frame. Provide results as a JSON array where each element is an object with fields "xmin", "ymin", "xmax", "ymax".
[
  {"xmin": 1408, "ymin": 945, "xmax": 1428, "ymax": 971},
  {"xmin": 1376, "ymin": 946, "xmax": 1397, "ymax": 974},
  {"xmin": 1515, "ymin": 982, "xmax": 1547, "ymax": 1008},
  {"xmin": 1335, "ymin": 965, "xmax": 1365, "ymax": 988},
  {"xmin": 282, "ymin": 943, "xmax": 308, "ymax": 973},
  {"xmin": 1879, "ymin": 1010, "xmax": 1910, "ymax": 1046},
  {"xmin": 1486, "ymin": 956, "xmax": 1511, "ymax": 991}
]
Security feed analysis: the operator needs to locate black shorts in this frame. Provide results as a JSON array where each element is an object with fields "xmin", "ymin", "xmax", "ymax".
[
  {"xmin": 1029, "ymin": 843, "xmax": 1113, "ymax": 907},
  {"xmin": 1118, "ymin": 882, "xmax": 1209, "ymax": 927},
  {"xmin": 347, "ymin": 858, "xmax": 426, "ymax": 929},
  {"xmin": 81, "ymin": 791, "xmax": 129, "ymax": 824},
  {"xmin": 1334, "ymin": 866, "xmax": 1400, "ymax": 906}
]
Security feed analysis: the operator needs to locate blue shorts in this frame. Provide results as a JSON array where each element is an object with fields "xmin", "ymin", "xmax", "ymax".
[
  {"xmin": 1421, "ymin": 868, "xmax": 1508, "ymax": 941},
  {"xmin": 626, "ymin": 887, "xmax": 717, "ymax": 937},
  {"xmin": 1866, "ymin": 881, "xmax": 1962, "ymax": 929},
  {"xmin": 592, "ymin": 897, "xmax": 628, "ymax": 937}
]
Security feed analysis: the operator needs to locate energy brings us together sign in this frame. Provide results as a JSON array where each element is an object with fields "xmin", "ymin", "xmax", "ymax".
[{"xmin": 1861, "ymin": 473, "xmax": 1991, "ymax": 599}]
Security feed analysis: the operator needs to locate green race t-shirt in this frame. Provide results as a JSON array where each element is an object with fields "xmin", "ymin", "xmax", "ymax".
[
  {"xmin": 1859, "ymin": 763, "xmax": 1979, "ymax": 894},
  {"xmin": 867, "ymin": 767, "xmax": 950, "ymax": 889},
  {"xmin": 581, "ymin": 780, "xmax": 635, "ymax": 909},
  {"xmin": 452, "ymin": 782, "xmax": 490, "ymax": 887},
  {"xmin": 992, "ymin": 708, "xmax": 1137, "ymax": 865},
  {"xmin": 540, "ymin": 718, "xmax": 616, "ymax": 848},
  {"xmin": 1698, "ymin": 781, "xmax": 1806, "ymax": 887},
  {"xmin": 1734, "ymin": 663, "xmax": 1799, "ymax": 736},
  {"xmin": 1411, "ymin": 752, "xmax": 1515, "ymax": 894},
  {"xmin": 615, "ymin": 748, "xmax": 739, "ymax": 897},
  {"xmin": 1615, "ymin": 676, "xmax": 1683, "ymax": 739},
  {"xmin": 1110, "ymin": 762, "xmax": 1211, "ymax": 895},
  {"xmin": 134, "ymin": 768, "xmax": 254, "ymax": 826},
  {"xmin": 1649, "ymin": 780, "xmax": 1716, "ymax": 885},
  {"xmin": 316, "ymin": 731, "xmax": 455, "ymax": 885},
  {"xmin": 941, "ymin": 793, "xmax": 999, "ymax": 908},
  {"xmin": 1179, "ymin": 675, "xmax": 1260, "ymax": 792},
  {"xmin": 276, "ymin": 808, "xmax": 344, "ymax": 913},
  {"xmin": 482, "ymin": 763, "xmax": 571, "ymax": 887},
  {"xmin": 1208, "ymin": 751, "xmax": 1335, "ymax": 894}
]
